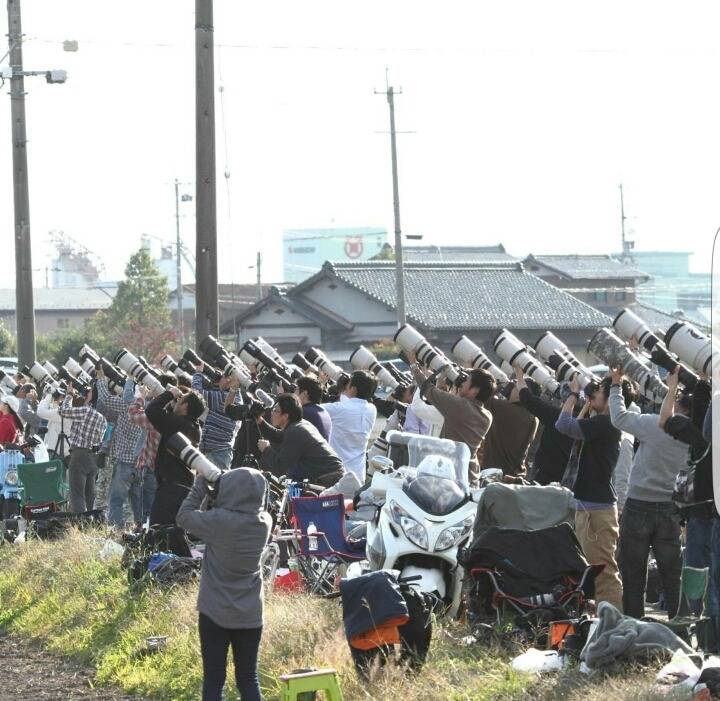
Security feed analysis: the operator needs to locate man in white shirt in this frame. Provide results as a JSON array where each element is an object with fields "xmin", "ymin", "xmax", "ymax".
[{"xmin": 321, "ymin": 370, "xmax": 377, "ymax": 482}]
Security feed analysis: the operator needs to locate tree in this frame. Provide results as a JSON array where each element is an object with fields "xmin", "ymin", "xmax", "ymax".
[
  {"xmin": 107, "ymin": 247, "xmax": 171, "ymax": 329},
  {"xmin": 96, "ymin": 247, "xmax": 177, "ymax": 360},
  {"xmin": 36, "ymin": 321, "xmax": 111, "ymax": 368},
  {"xmin": 0, "ymin": 320, "xmax": 16, "ymax": 357}
]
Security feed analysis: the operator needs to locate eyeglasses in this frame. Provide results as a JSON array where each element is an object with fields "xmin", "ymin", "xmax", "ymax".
[{"xmin": 271, "ymin": 405, "xmax": 282, "ymax": 414}]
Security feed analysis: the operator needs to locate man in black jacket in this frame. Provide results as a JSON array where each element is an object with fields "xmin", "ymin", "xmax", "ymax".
[
  {"xmin": 256, "ymin": 394, "xmax": 345, "ymax": 487},
  {"xmin": 514, "ymin": 366, "xmax": 574, "ymax": 485},
  {"xmin": 146, "ymin": 386, "xmax": 206, "ymax": 524}
]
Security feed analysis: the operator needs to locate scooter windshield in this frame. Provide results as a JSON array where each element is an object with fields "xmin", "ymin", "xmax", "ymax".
[{"xmin": 402, "ymin": 475, "xmax": 466, "ymax": 517}]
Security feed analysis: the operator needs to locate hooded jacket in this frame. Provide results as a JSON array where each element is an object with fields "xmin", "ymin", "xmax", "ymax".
[{"xmin": 176, "ymin": 468, "xmax": 272, "ymax": 629}]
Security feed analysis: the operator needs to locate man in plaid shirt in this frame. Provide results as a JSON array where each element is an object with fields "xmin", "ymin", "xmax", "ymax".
[
  {"xmin": 96, "ymin": 371, "xmax": 146, "ymax": 528},
  {"xmin": 128, "ymin": 384, "xmax": 167, "ymax": 523},
  {"xmin": 59, "ymin": 386, "xmax": 108, "ymax": 513}
]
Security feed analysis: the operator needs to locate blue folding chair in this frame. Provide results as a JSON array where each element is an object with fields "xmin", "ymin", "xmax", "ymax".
[{"xmin": 290, "ymin": 494, "xmax": 365, "ymax": 595}]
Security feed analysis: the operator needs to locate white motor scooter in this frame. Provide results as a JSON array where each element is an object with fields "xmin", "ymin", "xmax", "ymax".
[{"xmin": 361, "ymin": 431, "xmax": 479, "ymax": 618}]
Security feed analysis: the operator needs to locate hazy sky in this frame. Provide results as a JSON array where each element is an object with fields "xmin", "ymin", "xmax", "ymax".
[{"xmin": 1, "ymin": 1, "xmax": 718, "ymax": 287}]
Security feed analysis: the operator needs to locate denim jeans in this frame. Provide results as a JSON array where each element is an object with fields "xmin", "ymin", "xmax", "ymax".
[
  {"xmin": 205, "ymin": 446, "xmax": 233, "ymax": 471},
  {"xmin": 619, "ymin": 498, "xmax": 682, "ymax": 619},
  {"xmin": 685, "ymin": 515, "xmax": 714, "ymax": 615},
  {"xmin": 141, "ymin": 469, "xmax": 157, "ymax": 525},
  {"xmin": 108, "ymin": 460, "xmax": 142, "ymax": 527},
  {"xmin": 198, "ymin": 613, "xmax": 262, "ymax": 701}
]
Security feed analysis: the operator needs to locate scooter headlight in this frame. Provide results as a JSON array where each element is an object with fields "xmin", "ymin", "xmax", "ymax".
[
  {"xmin": 4, "ymin": 469, "xmax": 18, "ymax": 486},
  {"xmin": 389, "ymin": 500, "xmax": 428, "ymax": 550},
  {"xmin": 435, "ymin": 514, "xmax": 475, "ymax": 552}
]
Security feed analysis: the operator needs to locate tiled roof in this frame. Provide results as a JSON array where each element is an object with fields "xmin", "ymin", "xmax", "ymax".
[
  {"xmin": 525, "ymin": 254, "xmax": 650, "ymax": 281},
  {"xmin": 401, "ymin": 244, "xmax": 516, "ymax": 263},
  {"xmin": 0, "ymin": 287, "xmax": 117, "ymax": 312},
  {"xmin": 325, "ymin": 261, "xmax": 611, "ymax": 330},
  {"xmin": 219, "ymin": 287, "xmax": 351, "ymax": 334},
  {"xmin": 627, "ymin": 301, "xmax": 711, "ymax": 334}
]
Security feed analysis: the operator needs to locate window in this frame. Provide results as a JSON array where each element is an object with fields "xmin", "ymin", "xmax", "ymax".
[{"xmin": 57, "ymin": 317, "xmax": 70, "ymax": 329}]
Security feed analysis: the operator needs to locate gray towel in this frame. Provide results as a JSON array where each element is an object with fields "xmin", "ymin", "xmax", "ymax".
[{"xmin": 581, "ymin": 601, "xmax": 694, "ymax": 669}]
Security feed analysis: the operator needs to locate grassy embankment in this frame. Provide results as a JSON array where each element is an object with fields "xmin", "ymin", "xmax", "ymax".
[{"xmin": 0, "ymin": 529, "xmax": 663, "ymax": 700}]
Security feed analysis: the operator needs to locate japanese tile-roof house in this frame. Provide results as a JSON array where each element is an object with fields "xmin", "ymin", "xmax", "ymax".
[
  {"xmin": 221, "ymin": 260, "xmax": 612, "ymax": 364},
  {"xmin": 523, "ymin": 254, "xmax": 651, "ymax": 317},
  {"xmin": 0, "ymin": 287, "xmax": 117, "ymax": 335}
]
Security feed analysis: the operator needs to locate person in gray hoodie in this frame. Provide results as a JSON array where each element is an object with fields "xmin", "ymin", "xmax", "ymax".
[
  {"xmin": 608, "ymin": 367, "xmax": 689, "ymax": 619},
  {"xmin": 176, "ymin": 467, "xmax": 271, "ymax": 701}
]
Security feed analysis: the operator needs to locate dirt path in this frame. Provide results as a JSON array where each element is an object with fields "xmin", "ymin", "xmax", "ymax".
[{"xmin": 0, "ymin": 632, "xmax": 145, "ymax": 700}]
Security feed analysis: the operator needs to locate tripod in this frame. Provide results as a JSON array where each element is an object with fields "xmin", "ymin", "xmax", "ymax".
[{"xmin": 52, "ymin": 415, "xmax": 71, "ymax": 462}]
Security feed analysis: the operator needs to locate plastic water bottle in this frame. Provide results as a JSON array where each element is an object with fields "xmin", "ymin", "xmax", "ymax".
[{"xmin": 307, "ymin": 522, "xmax": 318, "ymax": 552}]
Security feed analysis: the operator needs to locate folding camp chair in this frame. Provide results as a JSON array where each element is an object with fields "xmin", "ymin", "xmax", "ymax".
[
  {"xmin": 290, "ymin": 494, "xmax": 366, "ymax": 595},
  {"xmin": 17, "ymin": 459, "xmax": 68, "ymax": 519},
  {"xmin": 460, "ymin": 524, "xmax": 603, "ymax": 635}
]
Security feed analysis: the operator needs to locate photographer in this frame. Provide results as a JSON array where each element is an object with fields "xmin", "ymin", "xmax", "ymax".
[
  {"xmin": 555, "ymin": 376, "xmax": 627, "ymax": 611},
  {"xmin": 608, "ymin": 366, "xmax": 689, "ymax": 619},
  {"xmin": 36, "ymin": 390, "xmax": 66, "ymax": 458},
  {"xmin": 176, "ymin": 468, "xmax": 271, "ymax": 701},
  {"xmin": 295, "ymin": 375, "xmax": 332, "ymax": 441},
  {"xmin": 192, "ymin": 364, "xmax": 241, "ymax": 470},
  {"xmin": 660, "ymin": 368, "xmax": 715, "ymax": 616},
  {"xmin": 16, "ymin": 383, "xmax": 41, "ymax": 438},
  {"xmin": 0, "ymin": 395, "xmax": 24, "ymax": 444},
  {"xmin": 145, "ymin": 386, "xmax": 205, "ymax": 525},
  {"xmin": 256, "ymin": 393, "xmax": 345, "ymax": 487},
  {"xmin": 58, "ymin": 384, "xmax": 108, "ymax": 513},
  {"xmin": 320, "ymin": 371, "xmax": 377, "ymax": 483},
  {"xmin": 482, "ymin": 378, "xmax": 538, "ymax": 477},
  {"xmin": 95, "ymin": 368, "xmax": 146, "ymax": 529},
  {"xmin": 513, "ymin": 367, "xmax": 573, "ymax": 485},
  {"xmin": 408, "ymin": 353, "xmax": 494, "ymax": 486}
]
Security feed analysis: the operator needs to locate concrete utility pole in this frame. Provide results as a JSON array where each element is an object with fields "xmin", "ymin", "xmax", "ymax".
[
  {"xmin": 174, "ymin": 179, "xmax": 184, "ymax": 347},
  {"xmin": 7, "ymin": 0, "xmax": 34, "ymax": 365},
  {"xmin": 376, "ymin": 81, "xmax": 406, "ymax": 327},
  {"xmin": 195, "ymin": 0, "xmax": 218, "ymax": 342}
]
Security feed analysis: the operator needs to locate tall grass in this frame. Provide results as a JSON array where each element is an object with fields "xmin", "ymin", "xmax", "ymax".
[{"xmin": 0, "ymin": 529, "xmax": 661, "ymax": 700}]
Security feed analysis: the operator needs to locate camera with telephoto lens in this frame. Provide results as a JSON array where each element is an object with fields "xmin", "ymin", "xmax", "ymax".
[
  {"xmin": 63, "ymin": 357, "xmax": 93, "ymax": 385},
  {"xmin": 664, "ymin": 320, "xmax": 714, "ymax": 376},
  {"xmin": 239, "ymin": 339, "xmax": 297, "ymax": 391},
  {"xmin": 393, "ymin": 324, "xmax": 462, "ymax": 385},
  {"xmin": 304, "ymin": 347, "xmax": 349, "ymax": 384},
  {"xmin": 349, "ymin": 345, "xmax": 400, "ymax": 390},
  {"xmin": 493, "ymin": 329, "xmax": 559, "ymax": 395},
  {"xmin": 534, "ymin": 331, "xmax": 599, "ymax": 390},
  {"xmin": 198, "ymin": 336, "xmax": 259, "ymax": 392},
  {"xmin": 254, "ymin": 337, "xmax": 302, "ymax": 382},
  {"xmin": 587, "ymin": 328, "xmax": 667, "ymax": 403},
  {"xmin": 231, "ymin": 389, "xmax": 275, "ymax": 421},
  {"xmin": 292, "ymin": 353, "xmax": 319, "ymax": 376},
  {"xmin": 0, "ymin": 370, "xmax": 17, "ymax": 393},
  {"xmin": 25, "ymin": 362, "xmax": 63, "ymax": 396},
  {"xmin": 114, "ymin": 348, "xmax": 164, "ymax": 397},
  {"xmin": 451, "ymin": 335, "xmax": 509, "ymax": 384},
  {"xmin": 58, "ymin": 366, "xmax": 88, "ymax": 395},
  {"xmin": 613, "ymin": 309, "xmax": 699, "ymax": 389},
  {"xmin": 179, "ymin": 348, "xmax": 222, "ymax": 384},
  {"xmin": 159, "ymin": 354, "xmax": 193, "ymax": 385},
  {"xmin": 166, "ymin": 432, "xmax": 222, "ymax": 483}
]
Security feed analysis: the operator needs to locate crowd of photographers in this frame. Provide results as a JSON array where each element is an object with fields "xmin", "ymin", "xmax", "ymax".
[{"xmin": 0, "ymin": 313, "xmax": 715, "ymax": 700}]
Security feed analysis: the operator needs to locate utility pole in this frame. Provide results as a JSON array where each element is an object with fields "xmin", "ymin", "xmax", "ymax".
[
  {"xmin": 7, "ymin": 0, "xmax": 34, "ymax": 365},
  {"xmin": 174, "ymin": 179, "xmax": 184, "ymax": 347},
  {"xmin": 256, "ymin": 251, "xmax": 262, "ymax": 301},
  {"xmin": 619, "ymin": 183, "xmax": 634, "ymax": 263},
  {"xmin": 376, "ymin": 80, "xmax": 406, "ymax": 327},
  {"xmin": 195, "ymin": 0, "xmax": 218, "ymax": 342}
]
